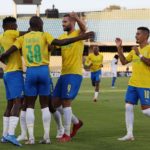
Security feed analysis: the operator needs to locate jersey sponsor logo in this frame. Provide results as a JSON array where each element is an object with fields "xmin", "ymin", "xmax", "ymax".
[{"xmin": 25, "ymin": 38, "xmax": 39, "ymax": 44}]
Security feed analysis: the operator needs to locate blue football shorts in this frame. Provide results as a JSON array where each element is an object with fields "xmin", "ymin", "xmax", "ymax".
[
  {"xmin": 3, "ymin": 71, "xmax": 24, "ymax": 100},
  {"xmin": 125, "ymin": 85, "xmax": 150, "ymax": 105},
  {"xmin": 25, "ymin": 65, "xmax": 50, "ymax": 96},
  {"xmin": 53, "ymin": 74, "xmax": 82, "ymax": 100},
  {"xmin": 91, "ymin": 70, "xmax": 101, "ymax": 86}
]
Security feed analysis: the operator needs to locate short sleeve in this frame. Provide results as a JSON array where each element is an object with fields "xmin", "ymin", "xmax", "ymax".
[
  {"xmin": 45, "ymin": 32, "xmax": 55, "ymax": 45},
  {"xmin": 15, "ymin": 30, "xmax": 20, "ymax": 37},
  {"xmin": 10, "ymin": 30, "xmax": 20, "ymax": 38},
  {"xmin": 13, "ymin": 36, "xmax": 24, "ymax": 49}
]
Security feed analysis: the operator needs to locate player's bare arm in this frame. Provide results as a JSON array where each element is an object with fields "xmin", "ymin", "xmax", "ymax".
[
  {"xmin": 0, "ymin": 31, "xmax": 93, "ymax": 60},
  {"xmin": 51, "ymin": 31, "xmax": 94, "ymax": 46},
  {"xmin": 69, "ymin": 12, "xmax": 86, "ymax": 33},
  {"xmin": 115, "ymin": 37, "xmax": 129, "ymax": 65},
  {"xmin": 0, "ymin": 45, "xmax": 18, "ymax": 61}
]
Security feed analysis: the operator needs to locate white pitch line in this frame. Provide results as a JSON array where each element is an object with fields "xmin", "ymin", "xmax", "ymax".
[{"xmin": 79, "ymin": 89, "xmax": 126, "ymax": 93}]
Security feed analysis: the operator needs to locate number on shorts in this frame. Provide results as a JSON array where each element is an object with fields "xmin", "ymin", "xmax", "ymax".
[{"xmin": 144, "ymin": 90, "xmax": 150, "ymax": 99}]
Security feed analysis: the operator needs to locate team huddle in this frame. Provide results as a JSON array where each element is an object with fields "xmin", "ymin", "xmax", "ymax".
[
  {"xmin": 0, "ymin": 12, "xmax": 150, "ymax": 147},
  {"xmin": 0, "ymin": 12, "xmax": 94, "ymax": 146}
]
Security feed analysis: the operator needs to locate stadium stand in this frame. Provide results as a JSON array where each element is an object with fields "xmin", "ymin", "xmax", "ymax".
[{"xmin": 0, "ymin": 8, "xmax": 149, "ymax": 76}]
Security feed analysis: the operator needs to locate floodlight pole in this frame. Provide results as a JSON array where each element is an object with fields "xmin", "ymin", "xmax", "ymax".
[
  {"xmin": 13, "ymin": 0, "xmax": 17, "ymax": 18},
  {"xmin": 36, "ymin": 4, "xmax": 40, "ymax": 16},
  {"xmin": 12, "ymin": 0, "xmax": 42, "ymax": 18}
]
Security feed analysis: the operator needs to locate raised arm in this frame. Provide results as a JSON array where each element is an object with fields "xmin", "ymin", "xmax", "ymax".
[
  {"xmin": 115, "ymin": 38, "xmax": 129, "ymax": 65},
  {"xmin": 69, "ymin": 12, "xmax": 86, "ymax": 33},
  {"xmin": 51, "ymin": 31, "xmax": 94, "ymax": 46}
]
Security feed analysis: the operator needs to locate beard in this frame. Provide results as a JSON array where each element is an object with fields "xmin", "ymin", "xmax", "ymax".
[
  {"xmin": 136, "ymin": 40, "xmax": 139, "ymax": 44},
  {"xmin": 63, "ymin": 26, "xmax": 71, "ymax": 32}
]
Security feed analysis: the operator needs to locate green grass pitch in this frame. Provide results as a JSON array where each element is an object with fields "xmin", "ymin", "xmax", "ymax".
[{"xmin": 0, "ymin": 77, "xmax": 150, "ymax": 150}]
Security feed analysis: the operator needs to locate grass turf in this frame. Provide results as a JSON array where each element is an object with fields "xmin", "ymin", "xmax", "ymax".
[{"xmin": 0, "ymin": 77, "xmax": 150, "ymax": 150}]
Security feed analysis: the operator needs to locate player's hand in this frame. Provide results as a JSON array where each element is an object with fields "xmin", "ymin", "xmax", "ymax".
[
  {"xmin": 0, "ymin": 54, "xmax": 5, "ymax": 63},
  {"xmin": 89, "ymin": 63, "xmax": 93, "ymax": 68},
  {"xmin": 115, "ymin": 38, "xmax": 122, "ymax": 48},
  {"xmin": 100, "ymin": 64, "xmax": 103, "ymax": 68},
  {"xmin": 0, "ymin": 54, "xmax": 3, "ymax": 61},
  {"xmin": 83, "ymin": 31, "xmax": 95, "ymax": 41},
  {"xmin": 132, "ymin": 46, "xmax": 140, "ymax": 56},
  {"xmin": 69, "ymin": 12, "xmax": 79, "ymax": 21}
]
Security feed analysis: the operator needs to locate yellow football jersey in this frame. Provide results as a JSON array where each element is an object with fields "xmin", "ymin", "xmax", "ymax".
[
  {"xmin": 58, "ymin": 30, "xmax": 84, "ymax": 75},
  {"xmin": 86, "ymin": 53, "xmax": 103, "ymax": 72},
  {"xmin": 84, "ymin": 56, "xmax": 92, "ymax": 67},
  {"xmin": 14, "ymin": 31, "xmax": 54, "ymax": 67},
  {"xmin": 0, "ymin": 30, "xmax": 22, "ymax": 73},
  {"xmin": 126, "ymin": 45, "xmax": 150, "ymax": 88}
]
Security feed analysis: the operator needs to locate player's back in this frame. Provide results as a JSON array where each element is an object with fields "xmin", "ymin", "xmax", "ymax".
[{"xmin": 15, "ymin": 31, "xmax": 54, "ymax": 67}]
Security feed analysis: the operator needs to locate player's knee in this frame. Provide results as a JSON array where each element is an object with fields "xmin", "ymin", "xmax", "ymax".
[
  {"xmin": 4, "ymin": 110, "xmax": 11, "ymax": 117},
  {"xmin": 125, "ymin": 103, "xmax": 133, "ymax": 112},
  {"xmin": 11, "ymin": 103, "xmax": 22, "ymax": 116},
  {"xmin": 92, "ymin": 82, "xmax": 95, "ymax": 86},
  {"xmin": 6, "ymin": 105, "xmax": 12, "ymax": 113},
  {"xmin": 142, "ymin": 109, "xmax": 150, "ymax": 117},
  {"xmin": 21, "ymin": 98, "xmax": 27, "ymax": 111},
  {"xmin": 21, "ymin": 103, "xmax": 27, "ymax": 111},
  {"xmin": 49, "ymin": 105, "xmax": 56, "ymax": 113}
]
